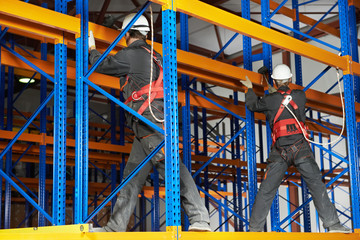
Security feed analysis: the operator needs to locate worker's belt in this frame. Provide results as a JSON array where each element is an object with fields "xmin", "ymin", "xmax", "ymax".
[
  {"xmin": 272, "ymin": 118, "xmax": 307, "ymax": 143},
  {"xmin": 272, "ymin": 89, "xmax": 309, "ymax": 143},
  {"xmin": 124, "ymin": 47, "xmax": 163, "ymax": 115}
]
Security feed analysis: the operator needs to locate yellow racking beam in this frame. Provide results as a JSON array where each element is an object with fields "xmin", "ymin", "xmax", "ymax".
[
  {"xmin": 0, "ymin": 230, "xmax": 359, "ymax": 240},
  {"xmin": 151, "ymin": 0, "xmax": 360, "ymax": 76}
]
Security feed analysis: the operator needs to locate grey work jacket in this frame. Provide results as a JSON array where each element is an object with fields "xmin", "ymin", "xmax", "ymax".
[
  {"xmin": 89, "ymin": 39, "xmax": 164, "ymax": 125},
  {"xmin": 245, "ymin": 85, "xmax": 307, "ymax": 146}
]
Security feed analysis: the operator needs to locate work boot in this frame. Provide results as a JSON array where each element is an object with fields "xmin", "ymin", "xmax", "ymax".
[
  {"xmin": 327, "ymin": 223, "xmax": 351, "ymax": 233},
  {"xmin": 188, "ymin": 222, "xmax": 212, "ymax": 232},
  {"xmin": 89, "ymin": 224, "xmax": 107, "ymax": 232}
]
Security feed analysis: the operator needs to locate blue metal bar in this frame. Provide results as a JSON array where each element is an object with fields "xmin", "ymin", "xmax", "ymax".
[
  {"xmin": 180, "ymin": 11, "xmax": 191, "ymax": 231},
  {"xmin": 111, "ymin": 164, "xmax": 117, "ymax": 211},
  {"xmin": 4, "ymin": 36, "xmax": 15, "ymax": 229},
  {"xmin": 89, "ymin": 161, "xmax": 111, "ymax": 180},
  {"xmin": 279, "ymin": 167, "xmax": 349, "ymax": 227},
  {"xmin": 84, "ymin": 78, "xmax": 164, "ymax": 134},
  {"xmin": 189, "ymin": 88, "xmax": 246, "ymax": 122},
  {"xmin": 52, "ymin": 1, "xmax": 67, "ymax": 225},
  {"xmin": 1, "ymin": 44, "xmax": 54, "ymax": 82},
  {"xmin": 0, "ymin": 27, "xmax": 8, "ymax": 41},
  {"xmin": 214, "ymin": 33, "xmax": 239, "ymax": 60},
  {"xmin": 242, "ymin": 0, "xmax": 257, "ymax": 219},
  {"xmin": 325, "ymin": 76, "xmax": 343, "ymax": 94},
  {"xmin": 162, "ymin": 6, "xmax": 181, "ymax": 228},
  {"xmin": 10, "ymin": 143, "xmax": 33, "ymax": 171},
  {"xmin": 14, "ymin": 107, "xmax": 41, "ymax": 130},
  {"xmin": 13, "ymin": 73, "xmax": 38, "ymax": 104},
  {"xmin": 87, "ymin": 183, "xmax": 111, "ymax": 207},
  {"xmin": 13, "ymin": 41, "xmax": 38, "ymax": 59},
  {"xmin": 17, "ymin": 208, "xmax": 36, "ymax": 228},
  {"xmin": 198, "ymin": 187, "xmax": 249, "ymax": 225},
  {"xmin": 269, "ymin": 19, "xmax": 340, "ymax": 52},
  {"xmin": 339, "ymin": 0, "xmax": 360, "ymax": 229},
  {"xmin": 298, "ymin": 0, "xmax": 320, "ymax": 6},
  {"xmin": 349, "ymin": 3, "xmax": 360, "ymax": 102},
  {"xmin": 301, "ymin": 178, "xmax": 311, "ymax": 232},
  {"xmin": 303, "ymin": 66, "xmax": 331, "ymax": 92},
  {"xmin": 84, "ymin": 140, "xmax": 165, "ymax": 223},
  {"xmin": 85, "ymin": 2, "xmax": 151, "ymax": 78},
  {"xmin": 300, "ymin": 3, "xmax": 338, "ymax": 41},
  {"xmin": 0, "ymin": 95, "xmax": 54, "ymax": 162},
  {"xmin": 10, "ymin": 173, "xmax": 38, "ymax": 199},
  {"xmin": 269, "ymin": 0, "xmax": 289, "ymax": 19},
  {"xmin": 153, "ymin": 168, "xmax": 160, "ymax": 231},
  {"xmin": 193, "ymin": 127, "xmax": 245, "ymax": 178},
  {"xmin": 89, "ymin": 107, "xmax": 110, "ymax": 124},
  {"xmin": 0, "ymin": 167, "xmax": 53, "ymax": 223}
]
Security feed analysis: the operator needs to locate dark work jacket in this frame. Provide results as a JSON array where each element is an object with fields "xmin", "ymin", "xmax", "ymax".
[
  {"xmin": 89, "ymin": 40, "xmax": 163, "ymax": 126},
  {"xmin": 245, "ymin": 85, "xmax": 307, "ymax": 146}
]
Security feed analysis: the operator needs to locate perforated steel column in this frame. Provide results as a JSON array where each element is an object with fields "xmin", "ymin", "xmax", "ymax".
[
  {"xmin": 162, "ymin": 4, "xmax": 181, "ymax": 230},
  {"xmin": 52, "ymin": 0, "xmax": 67, "ymax": 225}
]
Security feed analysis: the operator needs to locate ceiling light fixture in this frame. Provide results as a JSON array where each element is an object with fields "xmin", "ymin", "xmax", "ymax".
[{"xmin": 19, "ymin": 78, "xmax": 35, "ymax": 84}]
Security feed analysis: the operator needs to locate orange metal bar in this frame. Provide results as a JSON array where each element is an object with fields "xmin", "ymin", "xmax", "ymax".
[
  {"xmin": 250, "ymin": 0, "xmax": 350, "ymax": 43},
  {"xmin": 152, "ymin": 0, "xmax": 360, "ymax": 76},
  {"xmin": 0, "ymin": 130, "xmax": 131, "ymax": 153}
]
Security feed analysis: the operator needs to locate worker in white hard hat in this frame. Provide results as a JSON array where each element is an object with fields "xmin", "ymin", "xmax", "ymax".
[
  {"xmin": 240, "ymin": 64, "xmax": 351, "ymax": 233},
  {"xmin": 88, "ymin": 13, "xmax": 211, "ymax": 232}
]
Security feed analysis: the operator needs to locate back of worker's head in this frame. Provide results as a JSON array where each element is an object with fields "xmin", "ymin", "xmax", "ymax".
[
  {"xmin": 271, "ymin": 64, "xmax": 292, "ymax": 87},
  {"xmin": 121, "ymin": 13, "xmax": 150, "ymax": 40}
]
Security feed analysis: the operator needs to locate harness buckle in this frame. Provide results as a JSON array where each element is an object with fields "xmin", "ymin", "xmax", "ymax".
[{"xmin": 282, "ymin": 95, "xmax": 292, "ymax": 106}]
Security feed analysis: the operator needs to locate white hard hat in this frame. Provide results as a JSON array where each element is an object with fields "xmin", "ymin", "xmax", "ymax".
[
  {"xmin": 271, "ymin": 64, "xmax": 293, "ymax": 80},
  {"xmin": 121, "ymin": 13, "xmax": 149, "ymax": 36}
]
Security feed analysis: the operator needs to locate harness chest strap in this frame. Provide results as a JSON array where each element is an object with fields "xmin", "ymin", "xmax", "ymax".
[
  {"xmin": 272, "ymin": 90, "xmax": 309, "ymax": 143},
  {"xmin": 124, "ymin": 47, "xmax": 164, "ymax": 115}
]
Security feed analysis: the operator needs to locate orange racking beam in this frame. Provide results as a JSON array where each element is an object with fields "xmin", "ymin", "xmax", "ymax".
[
  {"xmin": 151, "ymin": 0, "xmax": 360, "ymax": 76},
  {"xmin": 0, "ymin": 130, "xmax": 131, "ymax": 153},
  {"xmin": 250, "ymin": 0, "xmax": 360, "ymax": 46},
  {"xmin": 3, "ymin": 48, "xmax": 359, "ymax": 123}
]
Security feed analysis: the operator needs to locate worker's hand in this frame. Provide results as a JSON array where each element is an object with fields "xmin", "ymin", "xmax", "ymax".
[
  {"xmin": 88, "ymin": 31, "xmax": 96, "ymax": 51},
  {"xmin": 266, "ymin": 79, "xmax": 277, "ymax": 93},
  {"xmin": 240, "ymin": 76, "xmax": 253, "ymax": 89}
]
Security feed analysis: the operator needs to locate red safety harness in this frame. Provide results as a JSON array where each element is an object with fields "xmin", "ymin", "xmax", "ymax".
[
  {"xmin": 272, "ymin": 89, "xmax": 308, "ymax": 143},
  {"xmin": 124, "ymin": 47, "xmax": 163, "ymax": 115}
]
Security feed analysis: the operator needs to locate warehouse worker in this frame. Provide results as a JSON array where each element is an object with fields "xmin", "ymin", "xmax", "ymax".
[
  {"xmin": 240, "ymin": 64, "xmax": 350, "ymax": 233},
  {"xmin": 88, "ymin": 13, "xmax": 211, "ymax": 232}
]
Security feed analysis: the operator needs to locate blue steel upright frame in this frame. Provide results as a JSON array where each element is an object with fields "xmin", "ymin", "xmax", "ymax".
[
  {"xmin": 162, "ymin": 2, "xmax": 181, "ymax": 230},
  {"xmin": 52, "ymin": 0, "xmax": 68, "ymax": 225},
  {"xmin": 242, "ymin": 0, "xmax": 257, "ymax": 219},
  {"xmin": 338, "ymin": 0, "xmax": 360, "ymax": 229}
]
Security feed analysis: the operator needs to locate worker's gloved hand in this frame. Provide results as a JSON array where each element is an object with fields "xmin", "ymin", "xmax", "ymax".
[
  {"xmin": 266, "ymin": 79, "xmax": 277, "ymax": 93},
  {"xmin": 88, "ymin": 30, "xmax": 96, "ymax": 51},
  {"xmin": 240, "ymin": 76, "xmax": 253, "ymax": 89}
]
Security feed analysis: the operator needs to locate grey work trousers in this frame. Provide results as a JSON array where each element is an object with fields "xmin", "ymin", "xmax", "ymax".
[
  {"xmin": 104, "ymin": 121, "xmax": 210, "ymax": 232},
  {"xmin": 249, "ymin": 139, "xmax": 340, "ymax": 232}
]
